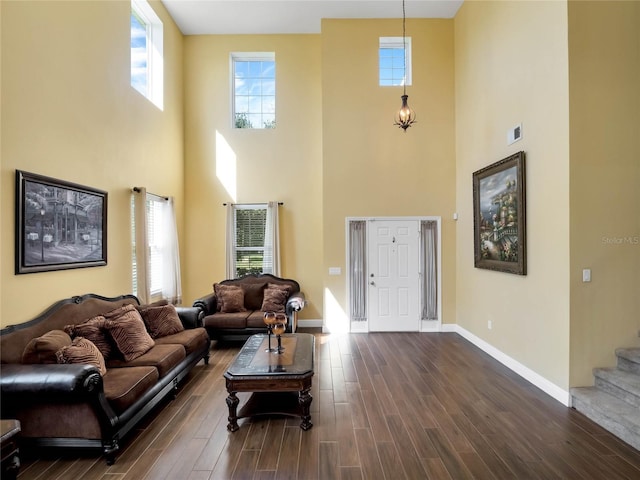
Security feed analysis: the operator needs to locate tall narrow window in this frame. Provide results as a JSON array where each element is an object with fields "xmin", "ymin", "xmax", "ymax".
[
  {"xmin": 232, "ymin": 53, "xmax": 275, "ymax": 129},
  {"xmin": 420, "ymin": 220, "xmax": 438, "ymax": 321},
  {"xmin": 131, "ymin": 0, "xmax": 163, "ymax": 110},
  {"xmin": 132, "ymin": 188, "xmax": 181, "ymax": 304},
  {"xmin": 349, "ymin": 220, "xmax": 367, "ymax": 322},
  {"xmin": 379, "ymin": 37, "xmax": 412, "ymax": 87}
]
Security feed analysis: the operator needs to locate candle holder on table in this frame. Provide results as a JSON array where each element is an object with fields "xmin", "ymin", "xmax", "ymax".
[
  {"xmin": 263, "ymin": 312, "xmax": 277, "ymax": 352},
  {"xmin": 272, "ymin": 313, "xmax": 287, "ymax": 354}
]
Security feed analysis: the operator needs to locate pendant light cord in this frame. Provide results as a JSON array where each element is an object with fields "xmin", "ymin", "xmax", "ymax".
[{"xmin": 402, "ymin": 0, "xmax": 407, "ymax": 96}]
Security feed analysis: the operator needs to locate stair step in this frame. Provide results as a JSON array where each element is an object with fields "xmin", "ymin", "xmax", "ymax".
[
  {"xmin": 594, "ymin": 367, "xmax": 640, "ymax": 408},
  {"xmin": 571, "ymin": 386, "xmax": 640, "ymax": 451},
  {"xmin": 616, "ymin": 348, "xmax": 640, "ymax": 374}
]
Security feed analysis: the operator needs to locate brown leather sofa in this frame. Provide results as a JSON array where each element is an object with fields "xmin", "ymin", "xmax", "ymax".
[
  {"xmin": 192, "ymin": 273, "xmax": 305, "ymax": 341},
  {"xmin": 0, "ymin": 293, "xmax": 210, "ymax": 464}
]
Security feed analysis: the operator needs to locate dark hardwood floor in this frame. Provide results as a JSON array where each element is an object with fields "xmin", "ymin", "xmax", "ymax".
[{"xmin": 16, "ymin": 331, "xmax": 640, "ymax": 479}]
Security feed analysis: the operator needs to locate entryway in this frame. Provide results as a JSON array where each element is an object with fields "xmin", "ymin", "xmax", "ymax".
[{"xmin": 347, "ymin": 217, "xmax": 441, "ymax": 333}]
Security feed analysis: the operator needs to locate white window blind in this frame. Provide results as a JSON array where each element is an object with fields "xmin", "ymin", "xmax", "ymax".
[
  {"xmin": 146, "ymin": 198, "xmax": 164, "ymax": 295},
  {"xmin": 132, "ymin": 190, "xmax": 181, "ymax": 303},
  {"xmin": 234, "ymin": 205, "xmax": 268, "ymax": 277}
]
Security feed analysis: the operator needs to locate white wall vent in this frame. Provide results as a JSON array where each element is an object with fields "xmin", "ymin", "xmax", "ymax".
[{"xmin": 507, "ymin": 123, "xmax": 522, "ymax": 145}]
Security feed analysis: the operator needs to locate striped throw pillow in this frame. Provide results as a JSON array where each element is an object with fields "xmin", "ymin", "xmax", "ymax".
[
  {"xmin": 138, "ymin": 304, "xmax": 184, "ymax": 339},
  {"xmin": 103, "ymin": 304, "xmax": 155, "ymax": 361},
  {"xmin": 56, "ymin": 337, "xmax": 107, "ymax": 376},
  {"xmin": 64, "ymin": 315, "xmax": 115, "ymax": 360}
]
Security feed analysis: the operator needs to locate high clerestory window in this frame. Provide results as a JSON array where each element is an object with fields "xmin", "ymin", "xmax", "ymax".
[
  {"xmin": 131, "ymin": 0, "xmax": 163, "ymax": 110},
  {"xmin": 379, "ymin": 37, "xmax": 412, "ymax": 87},
  {"xmin": 231, "ymin": 53, "xmax": 276, "ymax": 129}
]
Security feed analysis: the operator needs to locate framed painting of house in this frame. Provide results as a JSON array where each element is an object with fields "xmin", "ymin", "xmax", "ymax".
[
  {"xmin": 472, "ymin": 152, "xmax": 526, "ymax": 275},
  {"xmin": 15, "ymin": 170, "xmax": 107, "ymax": 274}
]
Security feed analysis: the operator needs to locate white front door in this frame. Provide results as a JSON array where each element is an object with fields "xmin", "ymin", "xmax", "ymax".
[{"xmin": 367, "ymin": 220, "xmax": 420, "ymax": 331}]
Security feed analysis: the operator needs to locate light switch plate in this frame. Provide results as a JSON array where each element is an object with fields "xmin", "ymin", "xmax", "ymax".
[{"xmin": 582, "ymin": 269, "xmax": 591, "ymax": 282}]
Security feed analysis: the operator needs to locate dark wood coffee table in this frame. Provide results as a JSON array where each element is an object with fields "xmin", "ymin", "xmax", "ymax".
[
  {"xmin": 224, "ymin": 333, "xmax": 314, "ymax": 431},
  {"xmin": 1, "ymin": 420, "xmax": 21, "ymax": 480}
]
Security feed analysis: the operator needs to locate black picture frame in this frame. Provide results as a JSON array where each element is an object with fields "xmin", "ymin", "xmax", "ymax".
[
  {"xmin": 472, "ymin": 151, "xmax": 526, "ymax": 275},
  {"xmin": 15, "ymin": 170, "xmax": 107, "ymax": 274}
]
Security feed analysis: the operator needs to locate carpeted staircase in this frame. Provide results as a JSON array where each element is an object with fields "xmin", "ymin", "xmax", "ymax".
[{"xmin": 571, "ymin": 348, "xmax": 640, "ymax": 451}]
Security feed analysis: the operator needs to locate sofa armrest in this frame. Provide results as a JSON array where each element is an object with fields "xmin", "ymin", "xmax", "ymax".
[
  {"xmin": 192, "ymin": 292, "xmax": 217, "ymax": 316},
  {"xmin": 175, "ymin": 306, "xmax": 204, "ymax": 329},
  {"xmin": 286, "ymin": 292, "xmax": 306, "ymax": 313},
  {"xmin": 0, "ymin": 363, "xmax": 103, "ymax": 397}
]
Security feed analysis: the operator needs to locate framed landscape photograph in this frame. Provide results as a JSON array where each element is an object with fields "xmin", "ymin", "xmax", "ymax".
[
  {"xmin": 472, "ymin": 152, "xmax": 526, "ymax": 275},
  {"xmin": 15, "ymin": 170, "xmax": 107, "ymax": 274}
]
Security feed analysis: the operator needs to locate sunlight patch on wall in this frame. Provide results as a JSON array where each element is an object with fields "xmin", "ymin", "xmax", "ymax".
[
  {"xmin": 215, "ymin": 130, "xmax": 237, "ymax": 202},
  {"xmin": 324, "ymin": 287, "xmax": 349, "ymax": 334}
]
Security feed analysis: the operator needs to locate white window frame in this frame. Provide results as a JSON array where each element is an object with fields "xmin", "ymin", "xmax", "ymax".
[
  {"xmin": 230, "ymin": 52, "xmax": 276, "ymax": 129},
  {"xmin": 379, "ymin": 36, "xmax": 412, "ymax": 87},
  {"xmin": 131, "ymin": 0, "xmax": 163, "ymax": 110}
]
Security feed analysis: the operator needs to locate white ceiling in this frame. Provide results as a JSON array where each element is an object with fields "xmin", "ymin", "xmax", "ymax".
[{"xmin": 161, "ymin": 0, "xmax": 464, "ymax": 35}]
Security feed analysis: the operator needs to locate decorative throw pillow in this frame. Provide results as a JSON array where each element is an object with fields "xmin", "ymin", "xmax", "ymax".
[
  {"xmin": 267, "ymin": 283, "xmax": 293, "ymax": 296},
  {"xmin": 137, "ymin": 304, "xmax": 184, "ymax": 339},
  {"xmin": 64, "ymin": 315, "xmax": 115, "ymax": 360},
  {"xmin": 137, "ymin": 298, "xmax": 169, "ymax": 309},
  {"xmin": 214, "ymin": 284, "xmax": 247, "ymax": 313},
  {"xmin": 22, "ymin": 330, "xmax": 72, "ymax": 364},
  {"xmin": 102, "ymin": 304, "xmax": 155, "ymax": 361},
  {"xmin": 56, "ymin": 337, "xmax": 107, "ymax": 376},
  {"xmin": 261, "ymin": 286, "xmax": 289, "ymax": 313},
  {"xmin": 212, "ymin": 283, "xmax": 224, "ymax": 312}
]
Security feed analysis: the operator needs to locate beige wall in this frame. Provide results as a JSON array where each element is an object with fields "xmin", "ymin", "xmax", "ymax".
[
  {"xmin": 182, "ymin": 34, "xmax": 324, "ymax": 318},
  {"xmin": 321, "ymin": 19, "xmax": 457, "ymax": 329},
  {"xmin": 455, "ymin": 1, "xmax": 572, "ymax": 389},
  {"xmin": 0, "ymin": 0, "xmax": 184, "ymax": 327},
  {"xmin": 568, "ymin": 0, "xmax": 640, "ymax": 386}
]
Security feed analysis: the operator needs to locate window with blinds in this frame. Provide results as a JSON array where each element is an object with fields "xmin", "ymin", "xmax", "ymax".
[
  {"xmin": 234, "ymin": 205, "xmax": 267, "ymax": 277},
  {"xmin": 146, "ymin": 198, "xmax": 164, "ymax": 295},
  {"xmin": 131, "ymin": 194, "xmax": 166, "ymax": 297}
]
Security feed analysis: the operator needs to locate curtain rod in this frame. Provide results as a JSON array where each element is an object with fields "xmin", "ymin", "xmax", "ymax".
[
  {"xmin": 132, "ymin": 187, "xmax": 169, "ymax": 201},
  {"xmin": 222, "ymin": 202, "xmax": 283, "ymax": 206}
]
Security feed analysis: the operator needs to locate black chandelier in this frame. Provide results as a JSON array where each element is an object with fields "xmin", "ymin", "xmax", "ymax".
[{"xmin": 393, "ymin": 0, "xmax": 416, "ymax": 131}]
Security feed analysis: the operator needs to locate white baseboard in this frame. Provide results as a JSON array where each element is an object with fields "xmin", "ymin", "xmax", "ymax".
[
  {"xmin": 443, "ymin": 323, "xmax": 571, "ymax": 406},
  {"xmin": 297, "ymin": 319, "xmax": 323, "ymax": 328}
]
